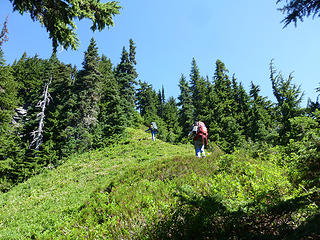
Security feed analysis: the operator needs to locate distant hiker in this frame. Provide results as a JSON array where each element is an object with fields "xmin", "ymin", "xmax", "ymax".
[
  {"xmin": 146, "ymin": 122, "xmax": 158, "ymax": 141},
  {"xmin": 188, "ymin": 121, "xmax": 208, "ymax": 157}
]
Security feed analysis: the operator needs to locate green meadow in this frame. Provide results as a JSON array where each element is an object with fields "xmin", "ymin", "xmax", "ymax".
[{"xmin": 0, "ymin": 127, "xmax": 319, "ymax": 239}]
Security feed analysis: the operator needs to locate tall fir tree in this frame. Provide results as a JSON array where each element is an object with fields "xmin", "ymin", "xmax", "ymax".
[
  {"xmin": 306, "ymin": 83, "xmax": 320, "ymax": 116},
  {"xmin": 248, "ymin": 82, "xmax": 274, "ymax": 142},
  {"xmin": 207, "ymin": 60, "xmax": 243, "ymax": 152},
  {"xmin": 0, "ymin": 49, "xmax": 24, "ymax": 191},
  {"xmin": 76, "ymin": 37, "xmax": 101, "ymax": 128},
  {"xmin": 12, "ymin": 54, "xmax": 49, "ymax": 174},
  {"xmin": 136, "ymin": 80, "xmax": 158, "ymax": 121},
  {"xmin": 73, "ymin": 37, "xmax": 102, "ymax": 151},
  {"xmin": 163, "ymin": 97, "xmax": 182, "ymax": 143},
  {"xmin": 0, "ymin": 49, "xmax": 18, "ymax": 124},
  {"xmin": 189, "ymin": 58, "xmax": 208, "ymax": 119},
  {"xmin": 12, "ymin": 53, "xmax": 46, "ymax": 111},
  {"xmin": 178, "ymin": 74, "xmax": 194, "ymax": 137},
  {"xmin": 115, "ymin": 39, "xmax": 138, "ymax": 125},
  {"xmin": 157, "ymin": 85, "xmax": 166, "ymax": 118},
  {"xmin": 96, "ymin": 55, "xmax": 125, "ymax": 146},
  {"xmin": 270, "ymin": 60, "xmax": 303, "ymax": 144},
  {"xmin": 212, "ymin": 59, "xmax": 234, "ymax": 116},
  {"xmin": 231, "ymin": 75, "xmax": 251, "ymax": 138},
  {"xmin": 41, "ymin": 53, "xmax": 78, "ymax": 160}
]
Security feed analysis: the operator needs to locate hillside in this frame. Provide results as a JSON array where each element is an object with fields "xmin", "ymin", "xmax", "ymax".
[{"xmin": 0, "ymin": 127, "xmax": 319, "ymax": 239}]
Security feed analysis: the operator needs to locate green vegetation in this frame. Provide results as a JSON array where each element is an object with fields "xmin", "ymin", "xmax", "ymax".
[
  {"xmin": 1, "ymin": 9, "xmax": 320, "ymax": 237},
  {"xmin": 277, "ymin": 0, "xmax": 320, "ymax": 27},
  {"xmin": 8, "ymin": 0, "xmax": 121, "ymax": 51},
  {"xmin": 1, "ymin": 127, "xmax": 319, "ymax": 239}
]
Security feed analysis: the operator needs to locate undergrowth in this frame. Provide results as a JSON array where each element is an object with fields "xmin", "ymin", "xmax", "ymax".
[{"xmin": 0, "ymin": 127, "xmax": 319, "ymax": 239}]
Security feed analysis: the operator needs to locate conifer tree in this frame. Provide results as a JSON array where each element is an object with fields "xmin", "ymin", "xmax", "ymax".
[
  {"xmin": 306, "ymin": 83, "xmax": 320, "ymax": 116},
  {"xmin": 163, "ymin": 97, "xmax": 182, "ymax": 142},
  {"xmin": 12, "ymin": 53, "xmax": 46, "ymax": 111},
  {"xmin": 115, "ymin": 39, "xmax": 138, "ymax": 125},
  {"xmin": 9, "ymin": 0, "xmax": 121, "ymax": 51},
  {"xmin": 76, "ymin": 37, "xmax": 101, "ymax": 129},
  {"xmin": 0, "ymin": 49, "xmax": 23, "ymax": 191},
  {"xmin": 12, "ymin": 54, "xmax": 49, "ymax": 173},
  {"xmin": 41, "ymin": 53, "xmax": 78, "ymax": 159},
  {"xmin": 189, "ymin": 58, "xmax": 201, "ymax": 94},
  {"xmin": 208, "ymin": 60, "xmax": 233, "ymax": 123},
  {"xmin": 277, "ymin": 0, "xmax": 320, "ymax": 27},
  {"xmin": 196, "ymin": 76, "xmax": 210, "ymax": 120},
  {"xmin": 157, "ymin": 86, "xmax": 166, "ymax": 118},
  {"xmin": 161, "ymin": 85, "xmax": 165, "ymax": 104},
  {"xmin": 248, "ymin": 82, "xmax": 274, "ymax": 142},
  {"xmin": 73, "ymin": 37, "xmax": 102, "ymax": 151},
  {"xmin": 97, "ymin": 55, "xmax": 125, "ymax": 145},
  {"xmin": 207, "ymin": 60, "xmax": 242, "ymax": 152},
  {"xmin": 178, "ymin": 74, "xmax": 194, "ymax": 137},
  {"xmin": 212, "ymin": 60, "xmax": 234, "ymax": 115},
  {"xmin": 270, "ymin": 60, "xmax": 303, "ymax": 144},
  {"xmin": 189, "ymin": 58, "xmax": 208, "ymax": 119},
  {"xmin": 0, "ymin": 50, "xmax": 18, "ymax": 123},
  {"xmin": 136, "ymin": 80, "xmax": 158, "ymax": 120},
  {"xmin": 231, "ymin": 75, "xmax": 251, "ymax": 138}
]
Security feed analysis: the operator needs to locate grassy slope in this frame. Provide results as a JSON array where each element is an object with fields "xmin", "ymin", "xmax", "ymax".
[
  {"xmin": 0, "ymin": 127, "xmax": 319, "ymax": 239},
  {"xmin": 0, "ymin": 128, "xmax": 194, "ymax": 239}
]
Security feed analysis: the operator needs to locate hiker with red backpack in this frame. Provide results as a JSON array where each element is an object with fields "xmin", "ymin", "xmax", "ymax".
[{"xmin": 188, "ymin": 121, "xmax": 208, "ymax": 157}]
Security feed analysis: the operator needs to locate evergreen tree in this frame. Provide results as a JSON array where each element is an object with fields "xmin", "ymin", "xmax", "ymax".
[
  {"xmin": 248, "ymin": 82, "xmax": 274, "ymax": 142},
  {"xmin": 136, "ymin": 80, "xmax": 158, "ymax": 121},
  {"xmin": 115, "ymin": 39, "xmax": 138, "ymax": 125},
  {"xmin": 73, "ymin": 37, "xmax": 102, "ymax": 151},
  {"xmin": 189, "ymin": 58, "xmax": 201, "ymax": 94},
  {"xmin": 277, "ymin": 0, "xmax": 320, "ymax": 27},
  {"xmin": 212, "ymin": 60, "xmax": 234, "ymax": 116},
  {"xmin": 12, "ymin": 54, "xmax": 49, "ymax": 175},
  {"xmin": 178, "ymin": 74, "xmax": 194, "ymax": 137},
  {"xmin": 0, "ymin": 49, "xmax": 24, "ymax": 191},
  {"xmin": 161, "ymin": 85, "xmax": 165, "ymax": 104},
  {"xmin": 163, "ymin": 97, "xmax": 182, "ymax": 143},
  {"xmin": 231, "ymin": 75, "xmax": 251, "ymax": 138},
  {"xmin": 12, "ymin": 53, "xmax": 46, "ymax": 110},
  {"xmin": 270, "ymin": 60, "xmax": 303, "ymax": 144},
  {"xmin": 41, "ymin": 53, "xmax": 78, "ymax": 160},
  {"xmin": 306, "ymin": 83, "xmax": 320, "ymax": 116},
  {"xmin": 76, "ymin": 37, "xmax": 101, "ymax": 128},
  {"xmin": 97, "ymin": 55, "xmax": 125, "ymax": 146},
  {"xmin": 9, "ymin": 0, "xmax": 121, "ymax": 51},
  {"xmin": 157, "ymin": 86, "xmax": 165, "ymax": 118},
  {"xmin": 0, "ymin": 49, "xmax": 18, "ymax": 123},
  {"xmin": 207, "ymin": 60, "xmax": 242, "ymax": 152},
  {"xmin": 189, "ymin": 58, "xmax": 207, "ymax": 119}
]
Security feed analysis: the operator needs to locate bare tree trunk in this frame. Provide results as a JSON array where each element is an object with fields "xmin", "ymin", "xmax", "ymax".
[{"xmin": 30, "ymin": 77, "xmax": 52, "ymax": 151}]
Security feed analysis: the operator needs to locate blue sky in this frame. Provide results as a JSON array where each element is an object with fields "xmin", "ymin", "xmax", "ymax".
[{"xmin": 1, "ymin": 0, "xmax": 320, "ymax": 106}]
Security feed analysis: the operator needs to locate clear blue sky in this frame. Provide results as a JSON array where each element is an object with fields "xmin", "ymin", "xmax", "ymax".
[{"xmin": 1, "ymin": 0, "xmax": 320, "ymax": 106}]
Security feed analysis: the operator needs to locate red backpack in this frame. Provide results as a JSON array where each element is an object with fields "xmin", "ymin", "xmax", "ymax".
[
  {"xmin": 193, "ymin": 121, "xmax": 208, "ymax": 145},
  {"xmin": 197, "ymin": 121, "xmax": 207, "ymax": 136}
]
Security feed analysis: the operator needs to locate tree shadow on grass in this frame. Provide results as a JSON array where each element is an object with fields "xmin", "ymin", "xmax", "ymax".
[{"xmin": 139, "ymin": 190, "xmax": 320, "ymax": 240}]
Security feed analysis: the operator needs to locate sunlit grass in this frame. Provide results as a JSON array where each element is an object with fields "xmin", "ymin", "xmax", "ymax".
[{"xmin": 0, "ymin": 127, "xmax": 318, "ymax": 239}]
